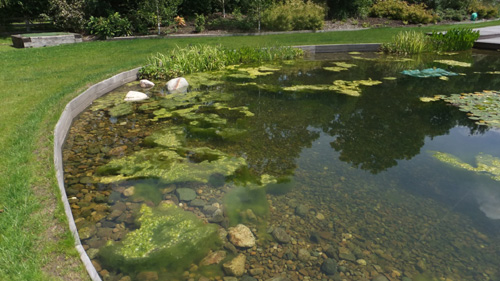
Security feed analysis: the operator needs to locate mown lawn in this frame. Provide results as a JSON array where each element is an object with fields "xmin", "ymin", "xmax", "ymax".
[{"xmin": 1, "ymin": 20, "xmax": 499, "ymax": 281}]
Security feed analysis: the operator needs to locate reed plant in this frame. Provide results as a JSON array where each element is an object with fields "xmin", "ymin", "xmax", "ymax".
[
  {"xmin": 139, "ymin": 45, "xmax": 303, "ymax": 79},
  {"xmin": 381, "ymin": 30, "xmax": 429, "ymax": 55},
  {"xmin": 429, "ymin": 28, "xmax": 480, "ymax": 52}
]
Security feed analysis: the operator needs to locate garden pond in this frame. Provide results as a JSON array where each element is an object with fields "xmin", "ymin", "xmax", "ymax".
[{"xmin": 63, "ymin": 50, "xmax": 500, "ymax": 281}]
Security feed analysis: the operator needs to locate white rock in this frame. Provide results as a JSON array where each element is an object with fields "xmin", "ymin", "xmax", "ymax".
[
  {"xmin": 140, "ymin": 79, "xmax": 155, "ymax": 88},
  {"xmin": 228, "ymin": 224, "xmax": 255, "ymax": 248},
  {"xmin": 124, "ymin": 91, "xmax": 149, "ymax": 102},
  {"xmin": 166, "ymin": 77, "xmax": 189, "ymax": 94}
]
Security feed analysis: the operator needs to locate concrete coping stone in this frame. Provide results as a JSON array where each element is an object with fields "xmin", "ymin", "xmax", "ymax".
[{"xmin": 52, "ymin": 43, "xmax": 380, "ymax": 280}]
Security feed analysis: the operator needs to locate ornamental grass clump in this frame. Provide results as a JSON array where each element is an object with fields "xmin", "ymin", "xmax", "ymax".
[
  {"xmin": 381, "ymin": 30, "xmax": 429, "ymax": 55},
  {"xmin": 139, "ymin": 45, "xmax": 303, "ymax": 80},
  {"xmin": 382, "ymin": 28, "xmax": 480, "ymax": 54}
]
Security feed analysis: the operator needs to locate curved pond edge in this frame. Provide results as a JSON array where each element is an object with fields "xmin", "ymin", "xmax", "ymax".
[{"xmin": 52, "ymin": 43, "xmax": 380, "ymax": 281}]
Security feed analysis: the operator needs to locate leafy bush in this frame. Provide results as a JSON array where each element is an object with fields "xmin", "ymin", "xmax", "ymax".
[
  {"xmin": 381, "ymin": 30, "xmax": 429, "ymax": 54},
  {"xmin": 437, "ymin": 8, "xmax": 468, "ymax": 21},
  {"xmin": 207, "ymin": 13, "xmax": 257, "ymax": 31},
  {"xmin": 49, "ymin": 0, "xmax": 86, "ymax": 32},
  {"xmin": 261, "ymin": 0, "xmax": 325, "ymax": 31},
  {"xmin": 429, "ymin": 28, "xmax": 480, "ymax": 52},
  {"xmin": 139, "ymin": 45, "xmax": 303, "ymax": 80},
  {"xmin": 87, "ymin": 12, "xmax": 132, "ymax": 39},
  {"xmin": 468, "ymin": 1, "xmax": 499, "ymax": 19},
  {"xmin": 194, "ymin": 13, "xmax": 206, "ymax": 33},
  {"xmin": 327, "ymin": 0, "xmax": 374, "ymax": 19},
  {"xmin": 370, "ymin": 0, "xmax": 436, "ymax": 24}
]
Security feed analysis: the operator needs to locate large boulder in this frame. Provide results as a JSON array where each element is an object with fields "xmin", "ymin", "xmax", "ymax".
[
  {"xmin": 228, "ymin": 224, "xmax": 255, "ymax": 248},
  {"xmin": 166, "ymin": 77, "xmax": 189, "ymax": 94},
  {"xmin": 124, "ymin": 91, "xmax": 149, "ymax": 102}
]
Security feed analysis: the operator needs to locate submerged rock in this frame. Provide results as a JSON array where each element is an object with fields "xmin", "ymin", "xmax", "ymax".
[
  {"xmin": 140, "ymin": 79, "xmax": 155, "ymax": 88},
  {"xmin": 200, "ymin": 250, "xmax": 226, "ymax": 266},
  {"xmin": 272, "ymin": 227, "xmax": 291, "ymax": 244},
  {"xmin": 175, "ymin": 188, "xmax": 197, "ymax": 202},
  {"xmin": 223, "ymin": 253, "xmax": 246, "ymax": 276},
  {"xmin": 166, "ymin": 77, "xmax": 189, "ymax": 94},
  {"xmin": 228, "ymin": 224, "xmax": 255, "ymax": 248},
  {"xmin": 124, "ymin": 91, "xmax": 149, "ymax": 102},
  {"xmin": 321, "ymin": 258, "xmax": 337, "ymax": 275}
]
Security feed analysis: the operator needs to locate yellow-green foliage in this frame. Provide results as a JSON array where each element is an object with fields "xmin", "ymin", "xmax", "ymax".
[
  {"xmin": 469, "ymin": 1, "xmax": 499, "ymax": 19},
  {"xmin": 261, "ymin": 0, "xmax": 325, "ymax": 31},
  {"xmin": 370, "ymin": 0, "xmax": 437, "ymax": 24},
  {"xmin": 381, "ymin": 30, "xmax": 428, "ymax": 55}
]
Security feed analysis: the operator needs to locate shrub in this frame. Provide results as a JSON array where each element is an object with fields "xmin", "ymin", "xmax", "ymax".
[
  {"xmin": 207, "ymin": 13, "xmax": 257, "ymax": 31},
  {"xmin": 437, "ymin": 8, "xmax": 468, "ymax": 21},
  {"xmin": 429, "ymin": 28, "xmax": 480, "ymax": 52},
  {"xmin": 49, "ymin": 0, "xmax": 86, "ymax": 32},
  {"xmin": 370, "ymin": 0, "xmax": 436, "ymax": 24},
  {"xmin": 381, "ymin": 30, "xmax": 429, "ymax": 54},
  {"xmin": 194, "ymin": 13, "xmax": 206, "ymax": 33},
  {"xmin": 138, "ymin": 45, "xmax": 303, "ymax": 80},
  {"xmin": 468, "ymin": 2, "xmax": 499, "ymax": 19},
  {"xmin": 261, "ymin": 0, "xmax": 325, "ymax": 31},
  {"xmin": 87, "ymin": 12, "xmax": 132, "ymax": 39}
]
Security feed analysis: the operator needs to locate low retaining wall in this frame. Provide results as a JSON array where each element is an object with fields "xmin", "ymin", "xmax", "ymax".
[
  {"xmin": 54, "ymin": 67, "xmax": 140, "ymax": 281},
  {"xmin": 12, "ymin": 33, "xmax": 82, "ymax": 48},
  {"xmin": 53, "ymin": 43, "xmax": 380, "ymax": 281}
]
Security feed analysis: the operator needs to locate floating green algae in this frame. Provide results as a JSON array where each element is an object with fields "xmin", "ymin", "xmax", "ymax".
[
  {"xmin": 331, "ymin": 79, "xmax": 382, "ymax": 97},
  {"xmin": 96, "ymin": 147, "xmax": 246, "ymax": 184},
  {"xmin": 434, "ymin": 60, "xmax": 471, "ymax": 67},
  {"xmin": 98, "ymin": 203, "xmax": 220, "ymax": 274},
  {"xmin": 282, "ymin": 79, "xmax": 382, "ymax": 97},
  {"xmin": 402, "ymin": 68, "xmax": 458, "ymax": 78},
  {"xmin": 323, "ymin": 66, "xmax": 349, "ymax": 72},
  {"xmin": 184, "ymin": 72, "xmax": 225, "ymax": 89},
  {"xmin": 227, "ymin": 67, "xmax": 274, "ymax": 79},
  {"xmin": 421, "ymin": 91, "xmax": 500, "ymax": 128},
  {"xmin": 282, "ymin": 85, "xmax": 333, "ymax": 92},
  {"xmin": 323, "ymin": 62, "xmax": 357, "ymax": 72},
  {"xmin": 432, "ymin": 152, "xmax": 500, "ymax": 182},
  {"xmin": 143, "ymin": 126, "xmax": 186, "ymax": 148},
  {"xmin": 109, "ymin": 103, "xmax": 134, "ymax": 117}
]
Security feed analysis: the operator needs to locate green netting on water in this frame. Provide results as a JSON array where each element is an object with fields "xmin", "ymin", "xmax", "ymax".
[{"xmin": 402, "ymin": 68, "xmax": 458, "ymax": 78}]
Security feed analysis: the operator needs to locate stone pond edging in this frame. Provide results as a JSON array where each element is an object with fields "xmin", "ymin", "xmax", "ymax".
[{"xmin": 52, "ymin": 44, "xmax": 380, "ymax": 280}]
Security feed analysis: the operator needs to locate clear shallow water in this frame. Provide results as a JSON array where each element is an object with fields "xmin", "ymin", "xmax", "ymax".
[{"xmin": 64, "ymin": 50, "xmax": 500, "ymax": 281}]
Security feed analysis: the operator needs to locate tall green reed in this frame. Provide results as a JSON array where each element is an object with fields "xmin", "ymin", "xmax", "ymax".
[{"xmin": 139, "ymin": 45, "xmax": 303, "ymax": 80}]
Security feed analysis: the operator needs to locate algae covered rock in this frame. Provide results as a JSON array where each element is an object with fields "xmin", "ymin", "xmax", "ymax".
[{"xmin": 98, "ymin": 203, "xmax": 220, "ymax": 273}]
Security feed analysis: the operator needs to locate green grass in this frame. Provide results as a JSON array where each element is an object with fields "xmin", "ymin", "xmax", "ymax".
[{"xmin": 1, "ymin": 20, "xmax": 500, "ymax": 280}]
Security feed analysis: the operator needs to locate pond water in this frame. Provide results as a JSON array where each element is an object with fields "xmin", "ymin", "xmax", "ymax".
[{"xmin": 63, "ymin": 50, "xmax": 500, "ymax": 281}]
